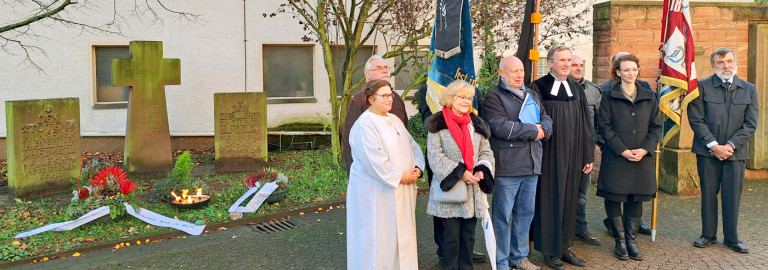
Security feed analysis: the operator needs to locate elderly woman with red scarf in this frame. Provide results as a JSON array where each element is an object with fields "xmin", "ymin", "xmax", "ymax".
[{"xmin": 426, "ymin": 80, "xmax": 495, "ymax": 270}]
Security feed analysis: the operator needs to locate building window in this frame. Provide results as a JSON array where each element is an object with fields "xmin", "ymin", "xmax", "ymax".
[
  {"xmin": 393, "ymin": 48, "xmax": 429, "ymax": 94},
  {"xmin": 330, "ymin": 45, "xmax": 374, "ymax": 97},
  {"xmin": 262, "ymin": 45, "xmax": 314, "ymax": 99},
  {"xmin": 536, "ymin": 56, "xmax": 550, "ymax": 79},
  {"xmin": 92, "ymin": 44, "xmax": 130, "ymax": 107}
]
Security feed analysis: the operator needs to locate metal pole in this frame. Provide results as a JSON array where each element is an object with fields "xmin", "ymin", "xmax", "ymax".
[
  {"xmin": 531, "ymin": 0, "xmax": 540, "ymax": 80},
  {"xmin": 652, "ymin": 144, "xmax": 660, "ymax": 241}
]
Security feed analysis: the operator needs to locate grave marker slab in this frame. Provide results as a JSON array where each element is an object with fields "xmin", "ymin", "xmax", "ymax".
[
  {"xmin": 112, "ymin": 41, "xmax": 180, "ymax": 173},
  {"xmin": 5, "ymin": 98, "xmax": 81, "ymax": 198},
  {"xmin": 214, "ymin": 92, "xmax": 267, "ymax": 172}
]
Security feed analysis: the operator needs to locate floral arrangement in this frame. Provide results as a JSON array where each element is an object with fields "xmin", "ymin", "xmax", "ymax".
[
  {"xmin": 244, "ymin": 168, "xmax": 289, "ymax": 204},
  {"xmin": 68, "ymin": 163, "xmax": 139, "ymax": 219},
  {"xmin": 244, "ymin": 168, "xmax": 288, "ymax": 190}
]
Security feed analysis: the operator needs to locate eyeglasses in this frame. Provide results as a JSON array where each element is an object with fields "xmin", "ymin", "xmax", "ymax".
[
  {"xmin": 454, "ymin": 95, "xmax": 474, "ymax": 102},
  {"xmin": 368, "ymin": 66, "xmax": 390, "ymax": 72},
  {"xmin": 374, "ymin": 93, "xmax": 394, "ymax": 99}
]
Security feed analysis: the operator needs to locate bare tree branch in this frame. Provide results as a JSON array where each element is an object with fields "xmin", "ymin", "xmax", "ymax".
[{"xmin": 1, "ymin": 0, "xmax": 202, "ymax": 71}]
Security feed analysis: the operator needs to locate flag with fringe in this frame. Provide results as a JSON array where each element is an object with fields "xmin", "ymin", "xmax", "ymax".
[
  {"xmin": 425, "ymin": 0, "xmax": 478, "ymax": 115},
  {"xmin": 658, "ymin": 0, "xmax": 698, "ymax": 145}
]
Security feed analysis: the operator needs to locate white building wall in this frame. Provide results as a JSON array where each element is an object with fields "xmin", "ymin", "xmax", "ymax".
[
  {"xmin": 1, "ymin": 2, "xmax": 246, "ymax": 136},
  {"xmin": 1, "ymin": 0, "xmax": 611, "ymax": 137}
]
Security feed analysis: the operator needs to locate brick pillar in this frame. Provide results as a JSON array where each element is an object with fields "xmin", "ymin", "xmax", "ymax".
[{"xmin": 591, "ymin": 1, "xmax": 768, "ymax": 194}]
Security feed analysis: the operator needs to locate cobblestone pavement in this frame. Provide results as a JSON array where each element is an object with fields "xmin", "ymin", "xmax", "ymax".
[{"xmin": 11, "ymin": 179, "xmax": 767, "ymax": 270}]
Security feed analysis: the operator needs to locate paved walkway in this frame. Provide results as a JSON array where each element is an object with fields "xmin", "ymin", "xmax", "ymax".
[{"xmin": 10, "ymin": 179, "xmax": 768, "ymax": 270}]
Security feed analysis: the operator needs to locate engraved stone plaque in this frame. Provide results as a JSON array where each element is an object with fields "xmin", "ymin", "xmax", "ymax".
[
  {"xmin": 214, "ymin": 92, "xmax": 267, "ymax": 172},
  {"xmin": 5, "ymin": 98, "xmax": 81, "ymax": 198}
]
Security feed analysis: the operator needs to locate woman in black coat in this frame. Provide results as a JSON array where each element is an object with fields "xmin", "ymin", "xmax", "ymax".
[{"xmin": 596, "ymin": 54, "xmax": 662, "ymax": 261}]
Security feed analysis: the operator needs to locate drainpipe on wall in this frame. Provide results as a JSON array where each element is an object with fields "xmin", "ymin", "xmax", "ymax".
[{"xmin": 243, "ymin": 0, "xmax": 248, "ymax": 92}]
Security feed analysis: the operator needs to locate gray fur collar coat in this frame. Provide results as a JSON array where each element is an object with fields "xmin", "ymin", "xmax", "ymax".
[{"xmin": 425, "ymin": 111, "xmax": 495, "ymax": 219}]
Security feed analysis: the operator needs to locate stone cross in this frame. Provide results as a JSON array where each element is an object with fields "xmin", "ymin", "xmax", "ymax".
[{"xmin": 112, "ymin": 41, "xmax": 180, "ymax": 173}]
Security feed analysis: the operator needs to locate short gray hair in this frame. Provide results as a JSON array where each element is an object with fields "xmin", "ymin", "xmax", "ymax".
[
  {"xmin": 365, "ymin": 55, "xmax": 385, "ymax": 72},
  {"xmin": 710, "ymin": 47, "xmax": 737, "ymax": 66},
  {"xmin": 547, "ymin": 45, "xmax": 572, "ymax": 61},
  {"xmin": 364, "ymin": 55, "xmax": 386, "ymax": 82}
]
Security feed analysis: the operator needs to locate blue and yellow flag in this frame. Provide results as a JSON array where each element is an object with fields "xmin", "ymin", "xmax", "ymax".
[{"xmin": 425, "ymin": 0, "xmax": 478, "ymax": 115}]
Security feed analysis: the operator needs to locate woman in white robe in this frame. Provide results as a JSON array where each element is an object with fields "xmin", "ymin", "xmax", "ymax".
[{"xmin": 347, "ymin": 79, "xmax": 425, "ymax": 270}]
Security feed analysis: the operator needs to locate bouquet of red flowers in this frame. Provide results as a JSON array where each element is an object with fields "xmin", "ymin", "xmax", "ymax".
[{"xmin": 68, "ymin": 164, "xmax": 140, "ymax": 219}]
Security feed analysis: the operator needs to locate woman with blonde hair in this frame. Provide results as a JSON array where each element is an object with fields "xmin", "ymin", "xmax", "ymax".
[{"xmin": 426, "ymin": 80, "xmax": 495, "ymax": 270}]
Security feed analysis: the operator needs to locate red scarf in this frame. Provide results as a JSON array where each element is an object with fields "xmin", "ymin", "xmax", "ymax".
[{"xmin": 442, "ymin": 107, "xmax": 474, "ymax": 171}]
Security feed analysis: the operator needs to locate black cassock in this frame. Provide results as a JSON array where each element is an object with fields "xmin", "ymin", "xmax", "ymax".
[{"xmin": 527, "ymin": 74, "xmax": 594, "ymax": 257}]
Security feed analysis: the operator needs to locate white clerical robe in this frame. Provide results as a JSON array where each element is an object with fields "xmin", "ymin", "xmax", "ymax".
[{"xmin": 347, "ymin": 110, "xmax": 425, "ymax": 270}]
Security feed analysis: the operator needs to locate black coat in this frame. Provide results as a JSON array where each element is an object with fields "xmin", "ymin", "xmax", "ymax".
[{"xmin": 596, "ymin": 82, "xmax": 662, "ymax": 196}]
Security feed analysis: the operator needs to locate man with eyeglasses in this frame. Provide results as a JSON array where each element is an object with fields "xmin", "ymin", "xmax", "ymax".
[
  {"xmin": 484, "ymin": 56, "xmax": 552, "ymax": 270},
  {"xmin": 342, "ymin": 55, "xmax": 409, "ymax": 172}
]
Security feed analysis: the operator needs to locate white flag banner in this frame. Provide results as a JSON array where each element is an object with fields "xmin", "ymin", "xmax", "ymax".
[
  {"xmin": 228, "ymin": 183, "xmax": 261, "ymax": 213},
  {"xmin": 229, "ymin": 182, "xmax": 277, "ymax": 214},
  {"xmin": 124, "ymin": 204, "xmax": 205, "ymax": 235},
  {"xmin": 14, "ymin": 206, "xmax": 111, "ymax": 239},
  {"xmin": 482, "ymin": 208, "xmax": 497, "ymax": 270}
]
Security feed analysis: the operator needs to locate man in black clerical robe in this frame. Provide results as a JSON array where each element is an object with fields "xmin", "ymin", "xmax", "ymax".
[{"xmin": 527, "ymin": 45, "xmax": 594, "ymax": 270}]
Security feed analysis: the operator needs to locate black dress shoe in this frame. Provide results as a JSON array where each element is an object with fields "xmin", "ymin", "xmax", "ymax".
[
  {"xmin": 693, "ymin": 236, "xmax": 717, "ymax": 248},
  {"xmin": 561, "ymin": 249, "xmax": 587, "ymax": 267},
  {"xmin": 724, "ymin": 240, "xmax": 750, "ymax": 253},
  {"xmin": 639, "ymin": 222, "xmax": 652, "ymax": 235},
  {"xmin": 575, "ymin": 231, "xmax": 601, "ymax": 245},
  {"xmin": 472, "ymin": 251, "xmax": 487, "ymax": 262},
  {"xmin": 544, "ymin": 255, "xmax": 565, "ymax": 270}
]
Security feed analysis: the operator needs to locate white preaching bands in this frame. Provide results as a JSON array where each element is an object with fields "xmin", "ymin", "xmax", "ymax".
[{"xmin": 549, "ymin": 76, "xmax": 573, "ymax": 97}]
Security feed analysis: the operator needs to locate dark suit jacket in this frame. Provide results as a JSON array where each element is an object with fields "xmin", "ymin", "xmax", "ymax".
[{"xmin": 688, "ymin": 75, "xmax": 759, "ymax": 160}]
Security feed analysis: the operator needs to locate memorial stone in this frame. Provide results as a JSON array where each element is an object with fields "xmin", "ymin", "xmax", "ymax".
[
  {"xmin": 112, "ymin": 41, "xmax": 180, "ymax": 173},
  {"xmin": 214, "ymin": 92, "xmax": 267, "ymax": 172},
  {"xmin": 5, "ymin": 98, "xmax": 81, "ymax": 198}
]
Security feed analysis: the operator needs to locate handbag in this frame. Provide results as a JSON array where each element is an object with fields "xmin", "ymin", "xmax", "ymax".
[{"xmin": 432, "ymin": 179, "xmax": 468, "ymax": 203}]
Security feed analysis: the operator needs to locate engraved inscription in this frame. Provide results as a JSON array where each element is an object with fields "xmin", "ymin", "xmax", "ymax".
[
  {"xmin": 19, "ymin": 107, "xmax": 79, "ymax": 179},
  {"xmin": 218, "ymin": 101, "xmax": 264, "ymax": 158},
  {"xmin": 134, "ymin": 104, "xmax": 162, "ymax": 139}
]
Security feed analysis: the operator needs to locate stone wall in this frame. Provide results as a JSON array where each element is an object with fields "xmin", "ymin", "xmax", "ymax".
[
  {"xmin": 594, "ymin": 1, "xmax": 768, "ymax": 194},
  {"xmin": 593, "ymin": 1, "xmax": 768, "ymax": 88}
]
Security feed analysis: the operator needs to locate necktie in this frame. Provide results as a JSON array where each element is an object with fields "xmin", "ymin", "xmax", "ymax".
[{"xmin": 724, "ymin": 81, "xmax": 731, "ymax": 90}]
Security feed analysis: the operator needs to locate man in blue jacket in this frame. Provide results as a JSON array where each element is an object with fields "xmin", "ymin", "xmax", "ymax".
[{"xmin": 484, "ymin": 56, "xmax": 552, "ymax": 270}]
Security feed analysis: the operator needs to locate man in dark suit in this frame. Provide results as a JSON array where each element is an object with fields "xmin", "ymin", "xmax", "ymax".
[{"xmin": 688, "ymin": 47, "xmax": 759, "ymax": 254}]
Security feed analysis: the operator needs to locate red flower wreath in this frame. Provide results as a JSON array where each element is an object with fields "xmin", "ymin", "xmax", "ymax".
[{"xmin": 90, "ymin": 166, "xmax": 138, "ymax": 195}]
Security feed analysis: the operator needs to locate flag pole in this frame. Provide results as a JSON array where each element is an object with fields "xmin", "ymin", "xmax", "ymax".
[
  {"xmin": 531, "ymin": 0, "xmax": 540, "ymax": 80},
  {"xmin": 652, "ymin": 0, "xmax": 672, "ymax": 242}
]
